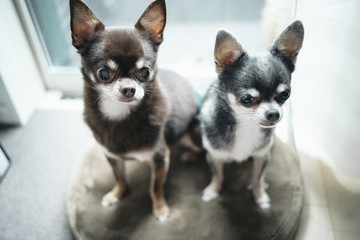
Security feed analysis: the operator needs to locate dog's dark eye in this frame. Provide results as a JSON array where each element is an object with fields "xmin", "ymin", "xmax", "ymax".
[
  {"xmin": 241, "ymin": 95, "xmax": 254, "ymax": 106},
  {"xmin": 277, "ymin": 91, "xmax": 290, "ymax": 102},
  {"xmin": 139, "ymin": 67, "xmax": 150, "ymax": 80},
  {"xmin": 98, "ymin": 69, "xmax": 110, "ymax": 81}
]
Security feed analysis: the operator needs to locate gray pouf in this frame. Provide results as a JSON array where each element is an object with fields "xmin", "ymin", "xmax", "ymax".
[{"xmin": 67, "ymin": 137, "xmax": 303, "ymax": 240}]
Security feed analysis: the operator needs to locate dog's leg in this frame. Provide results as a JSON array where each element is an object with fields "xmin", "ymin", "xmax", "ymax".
[
  {"xmin": 179, "ymin": 133, "xmax": 203, "ymax": 161},
  {"xmin": 179, "ymin": 133, "xmax": 203, "ymax": 152},
  {"xmin": 149, "ymin": 144, "xmax": 170, "ymax": 222},
  {"xmin": 251, "ymin": 154, "xmax": 271, "ymax": 209},
  {"xmin": 202, "ymin": 153, "xmax": 224, "ymax": 202},
  {"xmin": 101, "ymin": 156, "xmax": 127, "ymax": 207}
]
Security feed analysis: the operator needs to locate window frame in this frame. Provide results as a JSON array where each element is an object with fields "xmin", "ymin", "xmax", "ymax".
[{"xmin": 14, "ymin": 0, "xmax": 83, "ymax": 97}]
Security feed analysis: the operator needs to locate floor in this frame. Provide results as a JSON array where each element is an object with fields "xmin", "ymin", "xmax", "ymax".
[
  {"xmin": 0, "ymin": 109, "xmax": 90, "ymax": 240},
  {"xmin": 295, "ymin": 151, "xmax": 360, "ymax": 240}
]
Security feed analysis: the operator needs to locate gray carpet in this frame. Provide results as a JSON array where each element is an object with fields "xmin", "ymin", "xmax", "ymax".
[{"xmin": 0, "ymin": 110, "xmax": 91, "ymax": 240}]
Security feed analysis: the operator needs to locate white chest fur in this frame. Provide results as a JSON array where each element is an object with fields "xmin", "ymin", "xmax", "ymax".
[
  {"xmin": 99, "ymin": 97, "xmax": 137, "ymax": 121},
  {"xmin": 203, "ymin": 121, "xmax": 272, "ymax": 162}
]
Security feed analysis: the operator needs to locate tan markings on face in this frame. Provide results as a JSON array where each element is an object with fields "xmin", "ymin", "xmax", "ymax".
[
  {"xmin": 136, "ymin": 59, "xmax": 144, "ymax": 69},
  {"xmin": 88, "ymin": 72, "xmax": 96, "ymax": 82},
  {"xmin": 276, "ymin": 84, "xmax": 287, "ymax": 93},
  {"xmin": 121, "ymin": 78, "xmax": 133, "ymax": 85},
  {"xmin": 227, "ymin": 93, "xmax": 237, "ymax": 105},
  {"xmin": 106, "ymin": 60, "xmax": 117, "ymax": 70},
  {"xmin": 247, "ymin": 88, "xmax": 260, "ymax": 98},
  {"xmin": 251, "ymin": 100, "xmax": 263, "ymax": 110}
]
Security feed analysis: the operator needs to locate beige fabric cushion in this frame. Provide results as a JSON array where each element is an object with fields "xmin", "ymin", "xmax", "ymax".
[{"xmin": 67, "ymin": 137, "xmax": 303, "ymax": 240}]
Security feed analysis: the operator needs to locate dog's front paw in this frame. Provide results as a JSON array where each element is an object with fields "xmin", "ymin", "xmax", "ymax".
[
  {"xmin": 154, "ymin": 204, "xmax": 170, "ymax": 222},
  {"xmin": 254, "ymin": 192, "xmax": 271, "ymax": 209},
  {"xmin": 202, "ymin": 185, "xmax": 219, "ymax": 202},
  {"xmin": 101, "ymin": 191, "xmax": 120, "ymax": 207}
]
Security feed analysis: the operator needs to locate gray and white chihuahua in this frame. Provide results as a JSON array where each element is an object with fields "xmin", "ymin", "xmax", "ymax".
[
  {"xmin": 70, "ymin": 0, "xmax": 196, "ymax": 221},
  {"xmin": 200, "ymin": 21, "xmax": 304, "ymax": 208}
]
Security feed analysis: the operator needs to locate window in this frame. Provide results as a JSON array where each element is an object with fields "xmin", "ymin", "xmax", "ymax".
[{"xmin": 15, "ymin": 0, "xmax": 295, "ymax": 96}]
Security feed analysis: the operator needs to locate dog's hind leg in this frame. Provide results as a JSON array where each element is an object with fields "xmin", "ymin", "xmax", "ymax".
[
  {"xmin": 179, "ymin": 132, "xmax": 203, "ymax": 161},
  {"xmin": 179, "ymin": 133, "xmax": 202, "ymax": 153},
  {"xmin": 179, "ymin": 118, "xmax": 204, "ymax": 161}
]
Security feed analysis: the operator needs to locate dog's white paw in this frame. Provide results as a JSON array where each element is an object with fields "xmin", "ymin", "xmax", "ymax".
[
  {"xmin": 202, "ymin": 186, "xmax": 219, "ymax": 202},
  {"xmin": 101, "ymin": 191, "xmax": 120, "ymax": 207},
  {"xmin": 255, "ymin": 192, "xmax": 271, "ymax": 209},
  {"xmin": 154, "ymin": 205, "xmax": 170, "ymax": 222},
  {"xmin": 156, "ymin": 211, "xmax": 170, "ymax": 222}
]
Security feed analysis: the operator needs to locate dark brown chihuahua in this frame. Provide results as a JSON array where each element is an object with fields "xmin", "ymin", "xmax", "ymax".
[{"xmin": 70, "ymin": 0, "xmax": 196, "ymax": 221}]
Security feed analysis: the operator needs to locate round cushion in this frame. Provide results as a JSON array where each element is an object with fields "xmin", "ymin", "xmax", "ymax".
[{"xmin": 67, "ymin": 137, "xmax": 303, "ymax": 240}]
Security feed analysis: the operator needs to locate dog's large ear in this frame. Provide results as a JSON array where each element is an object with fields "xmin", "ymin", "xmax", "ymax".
[
  {"xmin": 70, "ymin": 0, "xmax": 104, "ymax": 49},
  {"xmin": 214, "ymin": 30, "xmax": 244, "ymax": 74},
  {"xmin": 272, "ymin": 21, "xmax": 304, "ymax": 70},
  {"xmin": 135, "ymin": 0, "xmax": 166, "ymax": 46}
]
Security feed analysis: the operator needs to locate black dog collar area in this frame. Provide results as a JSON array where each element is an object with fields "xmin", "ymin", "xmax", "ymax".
[{"xmin": 67, "ymin": 137, "xmax": 303, "ymax": 240}]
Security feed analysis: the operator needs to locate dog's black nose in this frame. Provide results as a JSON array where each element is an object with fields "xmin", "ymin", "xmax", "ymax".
[
  {"xmin": 121, "ymin": 87, "xmax": 136, "ymax": 98},
  {"xmin": 265, "ymin": 109, "xmax": 280, "ymax": 122}
]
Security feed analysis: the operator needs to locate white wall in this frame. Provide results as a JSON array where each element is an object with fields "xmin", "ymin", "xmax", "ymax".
[
  {"xmin": 0, "ymin": 0, "xmax": 44, "ymax": 125},
  {"xmin": 291, "ymin": 0, "xmax": 360, "ymax": 178}
]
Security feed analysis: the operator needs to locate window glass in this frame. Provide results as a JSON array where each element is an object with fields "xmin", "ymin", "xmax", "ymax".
[
  {"xmin": 26, "ymin": 0, "xmax": 265, "ymax": 65},
  {"xmin": 24, "ymin": 0, "xmax": 278, "ymax": 93}
]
